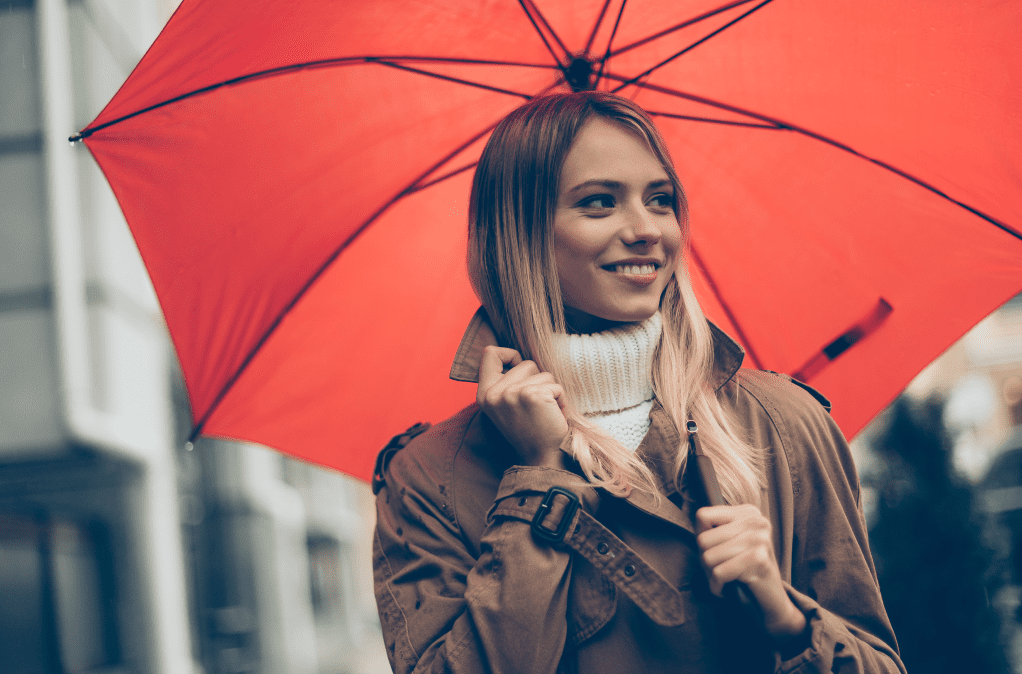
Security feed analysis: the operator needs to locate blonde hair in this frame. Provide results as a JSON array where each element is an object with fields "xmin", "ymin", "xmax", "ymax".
[{"xmin": 468, "ymin": 92, "xmax": 762, "ymax": 504}]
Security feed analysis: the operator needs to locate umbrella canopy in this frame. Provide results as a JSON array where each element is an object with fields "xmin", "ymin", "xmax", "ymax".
[{"xmin": 76, "ymin": 0, "xmax": 1022, "ymax": 481}]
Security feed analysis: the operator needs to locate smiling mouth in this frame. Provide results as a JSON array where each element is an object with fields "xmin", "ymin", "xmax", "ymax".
[{"xmin": 603, "ymin": 263, "xmax": 658, "ymax": 275}]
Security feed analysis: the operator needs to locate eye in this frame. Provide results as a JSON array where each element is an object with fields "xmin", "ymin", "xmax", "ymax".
[
  {"xmin": 578, "ymin": 194, "xmax": 615, "ymax": 210},
  {"xmin": 648, "ymin": 193, "xmax": 674, "ymax": 211}
]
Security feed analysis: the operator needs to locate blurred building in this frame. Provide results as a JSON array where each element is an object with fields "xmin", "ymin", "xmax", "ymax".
[
  {"xmin": 849, "ymin": 293, "xmax": 1022, "ymax": 671},
  {"xmin": 0, "ymin": 1, "xmax": 386, "ymax": 672},
  {"xmin": 5, "ymin": 1, "xmax": 1021, "ymax": 673},
  {"xmin": 906, "ymin": 293, "xmax": 1022, "ymax": 482}
]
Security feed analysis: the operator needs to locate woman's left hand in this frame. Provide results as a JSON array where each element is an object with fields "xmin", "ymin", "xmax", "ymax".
[{"xmin": 695, "ymin": 504, "xmax": 808, "ymax": 640}]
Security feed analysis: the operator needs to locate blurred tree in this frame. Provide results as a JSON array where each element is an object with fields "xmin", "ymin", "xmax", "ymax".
[{"xmin": 868, "ymin": 395, "xmax": 1010, "ymax": 673}]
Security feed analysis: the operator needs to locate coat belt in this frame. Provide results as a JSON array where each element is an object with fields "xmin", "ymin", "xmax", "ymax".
[{"xmin": 489, "ymin": 491, "xmax": 688, "ymax": 627}]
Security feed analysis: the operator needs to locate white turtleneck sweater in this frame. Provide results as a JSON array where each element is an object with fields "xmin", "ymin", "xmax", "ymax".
[{"xmin": 552, "ymin": 313, "xmax": 662, "ymax": 451}]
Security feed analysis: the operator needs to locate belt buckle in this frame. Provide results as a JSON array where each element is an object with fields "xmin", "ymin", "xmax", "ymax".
[{"xmin": 531, "ymin": 486, "xmax": 579, "ymax": 544}]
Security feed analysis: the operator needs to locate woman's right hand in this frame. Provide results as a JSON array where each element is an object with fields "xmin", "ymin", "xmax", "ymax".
[{"xmin": 477, "ymin": 346, "xmax": 570, "ymax": 469}]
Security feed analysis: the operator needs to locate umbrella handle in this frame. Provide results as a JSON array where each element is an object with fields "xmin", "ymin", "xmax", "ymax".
[{"xmin": 687, "ymin": 422, "xmax": 764, "ymax": 624}]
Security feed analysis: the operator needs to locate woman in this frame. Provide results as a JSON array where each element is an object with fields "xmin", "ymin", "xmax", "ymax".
[{"xmin": 372, "ymin": 92, "xmax": 905, "ymax": 673}]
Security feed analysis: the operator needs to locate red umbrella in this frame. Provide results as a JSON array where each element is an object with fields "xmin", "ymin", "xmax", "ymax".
[{"xmin": 75, "ymin": 0, "xmax": 1022, "ymax": 481}]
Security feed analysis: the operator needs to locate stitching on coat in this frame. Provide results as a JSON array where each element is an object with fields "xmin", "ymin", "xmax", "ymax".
[
  {"xmin": 450, "ymin": 407, "xmax": 483, "ymax": 536},
  {"xmin": 442, "ymin": 608, "xmax": 478, "ymax": 666},
  {"xmin": 375, "ymin": 527, "xmax": 421, "ymax": 666},
  {"xmin": 454, "ymin": 506, "xmax": 514, "ymax": 665}
]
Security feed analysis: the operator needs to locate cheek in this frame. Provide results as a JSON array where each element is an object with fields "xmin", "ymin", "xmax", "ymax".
[
  {"xmin": 554, "ymin": 227, "xmax": 601, "ymax": 271},
  {"xmin": 553, "ymin": 238, "xmax": 582, "ymax": 289},
  {"xmin": 662, "ymin": 219, "xmax": 683, "ymax": 257}
]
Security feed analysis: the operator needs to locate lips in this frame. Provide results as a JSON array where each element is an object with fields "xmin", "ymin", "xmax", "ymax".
[
  {"xmin": 601, "ymin": 258, "xmax": 662, "ymax": 279},
  {"xmin": 613, "ymin": 263, "xmax": 657, "ymax": 275},
  {"xmin": 603, "ymin": 260, "xmax": 660, "ymax": 286}
]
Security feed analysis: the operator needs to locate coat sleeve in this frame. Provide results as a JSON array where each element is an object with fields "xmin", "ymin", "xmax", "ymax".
[
  {"xmin": 373, "ymin": 430, "xmax": 598, "ymax": 674},
  {"xmin": 743, "ymin": 373, "xmax": 907, "ymax": 674}
]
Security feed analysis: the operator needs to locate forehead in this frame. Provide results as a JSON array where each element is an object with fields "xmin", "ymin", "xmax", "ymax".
[{"xmin": 559, "ymin": 117, "xmax": 667, "ymax": 185}]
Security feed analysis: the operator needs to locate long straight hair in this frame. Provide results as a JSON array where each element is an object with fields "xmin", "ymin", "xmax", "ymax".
[{"xmin": 468, "ymin": 92, "xmax": 762, "ymax": 504}]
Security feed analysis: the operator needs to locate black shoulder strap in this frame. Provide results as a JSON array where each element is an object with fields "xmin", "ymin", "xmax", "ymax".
[{"xmin": 372, "ymin": 422, "xmax": 431, "ymax": 494}]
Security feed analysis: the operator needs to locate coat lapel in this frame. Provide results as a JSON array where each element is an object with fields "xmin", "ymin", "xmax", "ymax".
[{"xmin": 625, "ymin": 402, "xmax": 698, "ymax": 537}]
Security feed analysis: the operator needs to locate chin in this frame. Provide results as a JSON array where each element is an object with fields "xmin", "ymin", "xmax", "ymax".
[{"xmin": 596, "ymin": 304, "xmax": 660, "ymax": 324}]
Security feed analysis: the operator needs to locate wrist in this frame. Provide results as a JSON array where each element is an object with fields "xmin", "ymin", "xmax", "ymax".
[
  {"xmin": 525, "ymin": 449, "xmax": 568, "ymax": 470},
  {"xmin": 767, "ymin": 603, "xmax": 810, "ymax": 661},
  {"xmin": 766, "ymin": 600, "xmax": 808, "ymax": 641},
  {"xmin": 774, "ymin": 616, "xmax": 812, "ymax": 661}
]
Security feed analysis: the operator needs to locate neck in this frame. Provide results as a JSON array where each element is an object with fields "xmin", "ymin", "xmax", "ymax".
[{"xmin": 563, "ymin": 306, "xmax": 636, "ymax": 335}]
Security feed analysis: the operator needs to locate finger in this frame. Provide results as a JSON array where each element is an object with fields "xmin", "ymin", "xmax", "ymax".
[
  {"xmin": 707, "ymin": 549, "xmax": 751, "ymax": 596},
  {"xmin": 700, "ymin": 526, "xmax": 771, "ymax": 569},
  {"xmin": 550, "ymin": 382, "xmax": 567, "ymax": 409},
  {"xmin": 496, "ymin": 360, "xmax": 542, "ymax": 386},
  {"xmin": 518, "ymin": 381, "xmax": 565, "ymax": 407},
  {"xmin": 515, "ymin": 371, "xmax": 556, "ymax": 387},
  {"xmin": 694, "ymin": 505, "xmax": 735, "ymax": 534},
  {"xmin": 695, "ymin": 504, "xmax": 759, "ymax": 532},
  {"xmin": 477, "ymin": 346, "xmax": 523, "ymax": 392},
  {"xmin": 697, "ymin": 511, "xmax": 769, "ymax": 551},
  {"xmin": 707, "ymin": 546, "xmax": 775, "ymax": 596}
]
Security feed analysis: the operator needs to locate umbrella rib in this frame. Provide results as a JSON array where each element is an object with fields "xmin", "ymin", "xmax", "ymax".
[
  {"xmin": 610, "ymin": 0, "xmax": 775, "ymax": 94},
  {"xmin": 646, "ymin": 110, "xmax": 779, "ymax": 129},
  {"xmin": 519, "ymin": 0, "xmax": 568, "ymax": 67},
  {"xmin": 404, "ymin": 80, "xmax": 564, "ymax": 192},
  {"xmin": 72, "ymin": 56, "xmax": 552, "ymax": 140},
  {"xmin": 408, "ymin": 162, "xmax": 479, "ymax": 194},
  {"xmin": 190, "ymin": 122, "xmax": 503, "ymax": 439},
  {"xmin": 604, "ymin": 72, "xmax": 777, "ymax": 127},
  {"xmin": 608, "ymin": 0, "xmax": 757, "ymax": 58},
  {"xmin": 374, "ymin": 61, "xmax": 532, "ymax": 99},
  {"xmin": 531, "ymin": 0, "xmax": 571, "ymax": 59},
  {"xmin": 583, "ymin": 0, "xmax": 614, "ymax": 56},
  {"xmin": 594, "ymin": 0, "xmax": 628, "ymax": 88},
  {"xmin": 605, "ymin": 73, "xmax": 1022, "ymax": 240},
  {"xmin": 687, "ymin": 244, "xmax": 764, "ymax": 370}
]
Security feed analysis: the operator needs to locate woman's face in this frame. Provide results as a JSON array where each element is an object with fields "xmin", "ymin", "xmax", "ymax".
[{"xmin": 553, "ymin": 117, "xmax": 682, "ymax": 332}]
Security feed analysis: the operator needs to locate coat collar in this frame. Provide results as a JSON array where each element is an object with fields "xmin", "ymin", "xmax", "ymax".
[{"xmin": 449, "ymin": 306, "xmax": 745, "ymax": 392}]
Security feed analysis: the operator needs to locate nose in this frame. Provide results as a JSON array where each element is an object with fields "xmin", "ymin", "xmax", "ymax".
[{"xmin": 620, "ymin": 202, "xmax": 663, "ymax": 247}]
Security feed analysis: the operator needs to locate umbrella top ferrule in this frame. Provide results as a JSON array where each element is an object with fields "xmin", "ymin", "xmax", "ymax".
[{"xmin": 564, "ymin": 56, "xmax": 596, "ymax": 92}]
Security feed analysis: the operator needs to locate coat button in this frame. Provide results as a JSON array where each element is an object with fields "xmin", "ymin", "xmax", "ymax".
[
  {"xmin": 624, "ymin": 564, "xmax": 636, "ymax": 577},
  {"xmin": 597, "ymin": 542, "xmax": 609, "ymax": 554},
  {"xmin": 519, "ymin": 497, "xmax": 527, "ymax": 506}
]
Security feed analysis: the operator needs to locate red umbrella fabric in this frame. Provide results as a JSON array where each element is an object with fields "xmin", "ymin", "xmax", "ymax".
[{"xmin": 76, "ymin": 0, "xmax": 1022, "ymax": 481}]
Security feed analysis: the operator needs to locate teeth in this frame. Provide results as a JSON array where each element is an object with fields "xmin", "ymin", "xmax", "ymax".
[{"xmin": 615, "ymin": 264, "xmax": 656, "ymax": 275}]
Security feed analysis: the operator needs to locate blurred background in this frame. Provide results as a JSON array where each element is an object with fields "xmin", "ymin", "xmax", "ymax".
[{"xmin": 1, "ymin": 0, "xmax": 1020, "ymax": 673}]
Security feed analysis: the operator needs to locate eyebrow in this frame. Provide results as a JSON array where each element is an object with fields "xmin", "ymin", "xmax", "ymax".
[{"xmin": 564, "ymin": 178, "xmax": 673, "ymax": 195}]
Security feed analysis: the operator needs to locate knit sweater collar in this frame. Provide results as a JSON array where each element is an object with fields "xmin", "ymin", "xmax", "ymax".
[
  {"xmin": 448, "ymin": 306, "xmax": 745, "ymax": 391},
  {"xmin": 551, "ymin": 313, "xmax": 662, "ymax": 415}
]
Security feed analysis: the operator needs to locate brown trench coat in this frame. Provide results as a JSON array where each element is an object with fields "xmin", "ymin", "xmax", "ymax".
[{"xmin": 372, "ymin": 310, "xmax": 906, "ymax": 673}]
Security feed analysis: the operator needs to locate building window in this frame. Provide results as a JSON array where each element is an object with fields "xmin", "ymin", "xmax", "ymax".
[{"xmin": 0, "ymin": 511, "xmax": 120, "ymax": 673}]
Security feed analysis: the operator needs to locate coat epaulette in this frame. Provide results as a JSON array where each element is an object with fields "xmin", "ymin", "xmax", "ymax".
[
  {"xmin": 762, "ymin": 370, "xmax": 833, "ymax": 413},
  {"xmin": 372, "ymin": 422, "xmax": 432, "ymax": 494}
]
